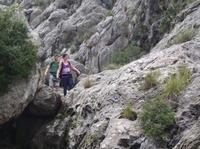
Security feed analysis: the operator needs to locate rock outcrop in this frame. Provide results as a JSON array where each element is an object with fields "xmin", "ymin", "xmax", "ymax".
[
  {"xmin": 27, "ymin": 86, "xmax": 62, "ymax": 117},
  {"xmin": 17, "ymin": 0, "xmax": 182, "ymax": 73},
  {"xmin": 0, "ymin": 66, "xmax": 40, "ymax": 124}
]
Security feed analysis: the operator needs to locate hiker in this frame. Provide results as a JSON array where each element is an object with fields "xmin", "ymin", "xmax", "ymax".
[
  {"xmin": 57, "ymin": 54, "xmax": 80, "ymax": 96},
  {"xmin": 44, "ymin": 54, "xmax": 60, "ymax": 90}
]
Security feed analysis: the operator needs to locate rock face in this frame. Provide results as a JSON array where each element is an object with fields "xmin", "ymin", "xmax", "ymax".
[
  {"xmin": 17, "ymin": 0, "xmax": 181, "ymax": 73},
  {"xmin": 31, "ymin": 117, "xmax": 71, "ymax": 149},
  {"xmin": 1, "ymin": 0, "xmax": 200, "ymax": 149},
  {"xmin": 29, "ymin": 1, "xmax": 200, "ymax": 148}
]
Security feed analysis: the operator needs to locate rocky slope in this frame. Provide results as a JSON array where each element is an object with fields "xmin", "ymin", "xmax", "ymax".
[{"xmin": 1, "ymin": 0, "xmax": 200, "ymax": 149}]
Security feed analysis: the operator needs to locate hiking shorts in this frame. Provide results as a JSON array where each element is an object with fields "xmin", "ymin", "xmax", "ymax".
[{"xmin": 49, "ymin": 73, "xmax": 59, "ymax": 87}]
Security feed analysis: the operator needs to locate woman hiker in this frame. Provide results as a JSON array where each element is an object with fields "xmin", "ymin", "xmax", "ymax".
[{"xmin": 56, "ymin": 54, "xmax": 80, "ymax": 96}]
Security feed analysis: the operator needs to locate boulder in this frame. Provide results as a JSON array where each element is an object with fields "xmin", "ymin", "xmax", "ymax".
[
  {"xmin": 27, "ymin": 86, "xmax": 62, "ymax": 117},
  {"xmin": 0, "ymin": 66, "xmax": 40, "ymax": 125}
]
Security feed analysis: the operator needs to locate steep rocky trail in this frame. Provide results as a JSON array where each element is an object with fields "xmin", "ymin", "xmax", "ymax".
[
  {"xmin": 1, "ymin": 0, "xmax": 200, "ymax": 149},
  {"xmin": 30, "ymin": 2, "xmax": 200, "ymax": 147}
]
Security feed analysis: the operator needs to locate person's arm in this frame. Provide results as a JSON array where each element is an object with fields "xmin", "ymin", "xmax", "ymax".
[
  {"xmin": 56, "ymin": 61, "xmax": 62, "ymax": 78},
  {"xmin": 71, "ymin": 65, "xmax": 80, "ymax": 75},
  {"xmin": 44, "ymin": 65, "xmax": 50, "ymax": 77}
]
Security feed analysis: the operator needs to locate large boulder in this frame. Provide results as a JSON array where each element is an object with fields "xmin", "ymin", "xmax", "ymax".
[
  {"xmin": 27, "ymin": 86, "xmax": 62, "ymax": 117},
  {"xmin": 0, "ymin": 66, "xmax": 40, "ymax": 125}
]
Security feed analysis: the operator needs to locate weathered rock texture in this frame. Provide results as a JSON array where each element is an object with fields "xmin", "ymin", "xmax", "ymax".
[
  {"xmin": 27, "ymin": 86, "xmax": 62, "ymax": 117},
  {"xmin": 17, "ymin": 0, "xmax": 184, "ymax": 73},
  {"xmin": 1, "ymin": 0, "xmax": 200, "ymax": 149},
  {"xmin": 0, "ymin": 66, "xmax": 40, "ymax": 124},
  {"xmin": 30, "ymin": 1, "xmax": 200, "ymax": 148}
]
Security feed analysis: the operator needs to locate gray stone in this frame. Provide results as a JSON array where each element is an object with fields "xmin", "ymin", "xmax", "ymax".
[
  {"xmin": 0, "ymin": 65, "xmax": 40, "ymax": 124},
  {"xmin": 30, "ymin": 117, "xmax": 70, "ymax": 149},
  {"xmin": 28, "ymin": 86, "xmax": 62, "ymax": 117}
]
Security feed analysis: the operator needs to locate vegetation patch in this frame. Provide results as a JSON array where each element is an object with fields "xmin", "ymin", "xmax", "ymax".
[
  {"xmin": 160, "ymin": 0, "xmax": 196, "ymax": 33},
  {"xmin": 35, "ymin": 0, "xmax": 45, "ymax": 6},
  {"xmin": 102, "ymin": 64, "xmax": 121, "ymax": 71},
  {"xmin": 58, "ymin": 113, "xmax": 69, "ymax": 120},
  {"xmin": 120, "ymin": 105, "xmax": 137, "ymax": 121},
  {"xmin": 139, "ymin": 98, "xmax": 175, "ymax": 139},
  {"xmin": 77, "ymin": 29, "xmax": 94, "ymax": 44},
  {"xmin": 83, "ymin": 79, "xmax": 94, "ymax": 89},
  {"xmin": 0, "ymin": 8, "xmax": 37, "ymax": 95},
  {"xmin": 67, "ymin": 29, "xmax": 94, "ymax": 54},
  {"xmin": 166, "ymin": 26, "xmax": 196, "ymax": 48},
  {"xmin": 140, "ymin": 71, "xmax": 160, "ymax": 90},
  {"xmin": 79, "ymin": 133, "xmax": 103, "ymax": 148},
  {"xmin": 110, "ymin": 45, "xmax": 145, "ymax": 65},
  {"xmin": 118, "ymin": 20, "xmax": 131, "ymax": 37},
  {"xmin": 106, "ymin": 11, "xmax": 114, "ymax": 17},
  {"xmin": 69, "ymin": 44, "xmax": 78, "ymax": 54},
  {"xmin": 71, "ymin": 121, "xmax": 77, "ymax": 129},
  {"xmin": 163, "ymin": 66, "xmax": 191, "ymax": 100}
]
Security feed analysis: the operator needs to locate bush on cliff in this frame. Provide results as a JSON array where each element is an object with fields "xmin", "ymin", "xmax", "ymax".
[
  {"xmin": 140, "ymin": 98, "xmax": 175, "ymax": 139},
  {"xmin": 111, "ymin": 45, "xmax": 145, "ymax": 65},
  {"xmin": 0, "ymin": 8, "xmax": 37, "ymax": 95}
]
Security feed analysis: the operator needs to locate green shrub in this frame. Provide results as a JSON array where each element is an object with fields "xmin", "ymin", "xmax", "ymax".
[
  {"xmin": 71, "ymin": 121, "xmax": 77, "ymax": 129},
  {"xmin": 118, "ymin": 21, "xmax": 130, "ymax": 37},
  {"xmin": 83, "ymin": 79, "xmax": 93, "ymax": 88},
  {"xmin": 111, "ymin": 45, "xmax": 145, "ymax": 65},
  {"xmin": 140, "ymin": 71, "xmax": 160, "ymax": 90},
  {"xmin": 103, "ymin": 11, "xmax": 114, "ymax": 20},
  {"xmin": 77, "ymin": 29, "xmax": 93, "ymax": 43},
  {"xmin": 70, "ymin": 44, "xmax": 78, "ymax": 54},
  {"xmin": 58, "ymin": 113, "xmax": 69, "ymax": 120},
  {"xmin": 66, "ymin": 29, "xmax": 93, "ymax": 52},
  {"xmin": 124, "ymin": 6, "xmax": 128, "ymax": 12},
  {"xmin": 140, "ymin": 99, "xmax": 175, "ymax": 139},
  {"xmin": 166, "ymin": 26, "xmax": 196, "ymax": 48},
  {"xmin": 35, "ymin": 0, "xmax": 45, "ymax": 6},
  {"xmin": 121, "ymin": 105, "xmax": 137, "ymax": 121},
  {"xmin": 102, "ymin": 64, "xmax": 121, "ymax": 71},
  {"xmin": 0, "ymin": 8, "xmax": 37, "ymax": 95},
  {"xmin": 69, "ymin": 8, "xmax": 76, "ymax": 14},
  {"xmin": 163, "ymin": 66, "xmax": 191, "ymax": 99},
  {"xmin": 107, "ymin": 11, "xmax": 114, "ymax": 17}
]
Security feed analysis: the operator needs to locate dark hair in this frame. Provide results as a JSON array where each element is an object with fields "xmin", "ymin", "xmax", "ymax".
[{"xmin": 62, "ymin": 54, "xmax": 68, "ymax": 58}]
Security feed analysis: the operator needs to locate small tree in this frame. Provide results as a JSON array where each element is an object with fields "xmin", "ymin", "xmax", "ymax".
[
  {"xmin": 0, "ymin": 8, "xmax": 37, "ymax": 94},
  {"xmin": 139, "ymin": 99, "xmax": 174, "ymax": 139}
]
